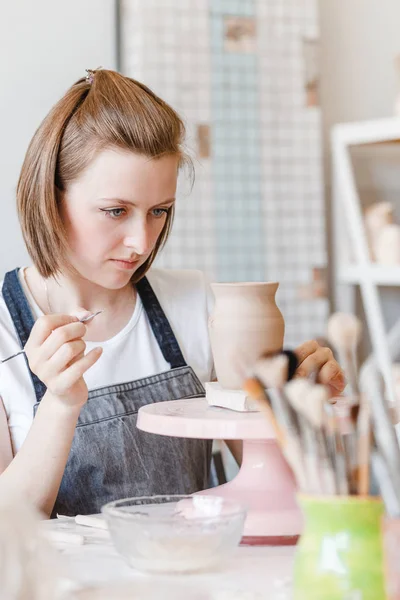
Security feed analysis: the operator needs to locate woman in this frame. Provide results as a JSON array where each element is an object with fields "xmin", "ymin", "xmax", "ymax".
[{"xmin": 0, "ymin": 69, "xmax": 345, "ymax": 517}]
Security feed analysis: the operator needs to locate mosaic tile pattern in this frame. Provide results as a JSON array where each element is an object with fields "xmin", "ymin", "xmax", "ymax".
[
  {"xmin": 211, "ymin": 1, "xmax": 264, "ymax": 282},
  {"xmin": 119, "ymin": 0, "xmax": 328, "ymax": 345}
]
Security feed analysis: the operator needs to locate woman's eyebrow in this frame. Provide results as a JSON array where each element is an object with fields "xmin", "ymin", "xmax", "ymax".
[{"xmin": 98, "ymin": 197, "xmax": 176, "ymax": 207}]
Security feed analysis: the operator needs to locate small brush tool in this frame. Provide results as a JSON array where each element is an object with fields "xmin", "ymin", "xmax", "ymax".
[{"xmin": 1, "ymin": 310, "xmax": 104, "ymax": 364}]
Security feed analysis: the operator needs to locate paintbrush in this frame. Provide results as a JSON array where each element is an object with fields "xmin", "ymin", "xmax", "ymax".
[
  {"xmin": 1, "ymin": 310, "xmax": 105, "ymax": 364},
  {"xmin": 253, "ymin": 354, "xmax": 308, "ymax": 488},
  {"xmin": 363, "ymin": 366, "xmax": 400, "ymax": 505},
  {"xmin": 323, "ymin": 403, "xmax": 349, "ymax": 495},
  {"xmin": 242, "ymin": 377, "xmax": 285, "ymax": 446},
  {"xmin": 371, "ymin": 449, "xmax": 400, "ymax": 518},
  {"xmin": 285, "ymin": 378, "xmax": 337, "ymax": 495},
  {"xmin": 356, "ymin": 395, "xmax": 372, "ymax": 496},
  {"xmin": 243, "ymin": 373, "xmax": 307, "ymax": 490},
  {"xmin": 327, "ymin": 312, "xmax": 365, "ymax": 493},
  {"xmin": 327, "ymin": 312, "xmax": 362, "ymax": 415}
]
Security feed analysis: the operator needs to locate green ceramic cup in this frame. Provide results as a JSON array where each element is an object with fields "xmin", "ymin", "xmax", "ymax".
[{"xmin": 293, "ymin": 495, "xmax": 386, "ymax": 600}]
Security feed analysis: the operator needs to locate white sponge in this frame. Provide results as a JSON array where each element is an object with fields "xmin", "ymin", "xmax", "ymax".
[{"xmin": 205, "ymin": 382, "xmax": 260, "ymax": 412}]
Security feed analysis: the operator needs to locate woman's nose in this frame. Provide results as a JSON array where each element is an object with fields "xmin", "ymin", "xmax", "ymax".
[{"xmin": 123, "ymin": 222, "xmax": 151, "ymax": 256}]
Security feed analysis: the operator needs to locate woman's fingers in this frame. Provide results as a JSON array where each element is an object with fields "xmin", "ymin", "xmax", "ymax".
[
  {"xmin": 294, "ymin": 340, "xmax": 320, "ymax": 365},
  {"xmin": 26, "ymin": 314, "xmax": 79, "ymax": 349},
  {"xmin": 294, "ymin": 341, "xmax": 346, "ymax": 393},
  {"xmin": 55, "ymin": 348, "xmax": 103, "ymax": 392},
  {"xmin": 24, "ymin": 311, "xmax": 102, "ymax": 406},
  {"xmin": 37, "ymin": 322, "xmax": 87, "ymax": 361},
  {"xmin": 318, "ymin": 358, "xmax": 346, "ymax": 393},
  {"xmin": 40, "ymin": 340, "xmax": 87, "ymax": 382}
]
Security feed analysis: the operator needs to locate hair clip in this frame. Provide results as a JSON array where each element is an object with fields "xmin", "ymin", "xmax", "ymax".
[
  {"xmin": 85, "ymin": 69, "xmax": 95, "ymax": 84},
  {"xmin": 85, "ymin": 66, "xmax": 103, "ymax": 85}
]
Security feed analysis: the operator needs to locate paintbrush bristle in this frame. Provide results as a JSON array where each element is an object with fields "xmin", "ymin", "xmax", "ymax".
[
  {"xmin": 327, "ymin": 312, "xmax": 362, "ymax": 351},
  {"xmin": 307, "ymin": 385, "xmax": 330, "ymax": 429},
  {"xmin": 285, "ymin": 378, "xmax": 329, "ymax": 429},
  {"xmin": 253, "ymin": 354, "xmax": 289, "ymax": 389},
  {"xmin": 285, "ymin": 379, "xmax": 310, "ymax": 413},
  {"xmin": 243, "ymin": 377, "xmax": 266, "ymax": 399}
]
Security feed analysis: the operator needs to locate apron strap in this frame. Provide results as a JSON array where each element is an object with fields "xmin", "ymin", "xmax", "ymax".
[
  {"xmin": 2, "ymin": 269, "xmax": 47, "ymax": 402},
  {"xmin": 136, "ymin": 276, "xmax": 187, "ymax": 369}
]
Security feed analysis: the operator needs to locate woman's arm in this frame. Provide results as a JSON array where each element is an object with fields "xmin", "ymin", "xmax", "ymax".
[
  {"xmin": 0, "ymin": 314, "xmax": 102, "ymax": 517},
  {"xmin": 0, "ymin": 392, "xmax": 81, "ymax": 516}
]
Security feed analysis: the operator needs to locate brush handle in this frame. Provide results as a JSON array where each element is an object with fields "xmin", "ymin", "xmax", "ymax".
[
  {"xmin": 342, "ymin": 433, "xmax": 358, "ymax": 495},
  {"xmin": 369, "ymin": 370, "xmax": 400, "ymax": 499},
  {"xmin": 371, "ymin": 451, "xmax": 400, "ymax": 518},
  {"xmin": 323, "ymin": 404, "xmax": 349, "ymax": 495},
  {"xmin": 338, "ymin": 347, "xmax": 360, "ymax": 398},
  {"xmin": 357, "ymin": 399, "xmax": 372, "ymax": 496},
  {"xmin": 248, "ymin": 384, "xmax": 285, "ymax": 447},
  {"xmin": 334, "ymin": 431, "xmax": 350, "ymax": 495},
  {"xmin": 316, "ymin": 429, "xmax": 337, "ymax": 495},
  {"xmin": 296, "ymin": 415, "xmax": 323, "ymax": 494},
  {"xmin": 350, "ymin": 346, "xmax": 360, "ymax": 396},
  {"xmin": 268, "ymin": 389, "xmax": 308, "ymax": 490}
]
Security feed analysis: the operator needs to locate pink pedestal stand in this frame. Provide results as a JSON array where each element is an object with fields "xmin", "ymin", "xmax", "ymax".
[{"xmin": 137, "ymin": 397, "xmax": 303, "ymax": 546}]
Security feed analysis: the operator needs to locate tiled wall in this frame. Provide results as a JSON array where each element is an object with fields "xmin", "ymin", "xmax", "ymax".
[{"xmin": 120, "ymin": 0, "xmax": 328, "ymax": 345}]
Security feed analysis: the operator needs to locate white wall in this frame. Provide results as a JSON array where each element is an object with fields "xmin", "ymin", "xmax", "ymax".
[
  {"xmin": 0, "ymin": 0, "xmax": 116, "ymax": 274},
  {"xmin": 319, "ymin": 0, "xmax": 400, "ymax": 169},
  {"xmin": 319, "ymin": 0, "xmax": 400, "ymax": 351}
]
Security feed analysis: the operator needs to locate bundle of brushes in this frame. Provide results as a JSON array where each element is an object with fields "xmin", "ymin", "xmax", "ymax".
[
  {"xmin": 242, "ymin": 310, "xmax": 400, "ymax": 508},
  {"xmin": 243, "ymin": 352, "xmax": 359, "ymax": 496},
  {"xmin": 328, "ymin": 312, "xmax": 400, "ymax": 514}
]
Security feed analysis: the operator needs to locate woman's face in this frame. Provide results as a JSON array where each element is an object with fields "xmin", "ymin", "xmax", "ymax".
[{"xmin": 60, "ymin": 148, "xmax": 178, "ymax": 289}]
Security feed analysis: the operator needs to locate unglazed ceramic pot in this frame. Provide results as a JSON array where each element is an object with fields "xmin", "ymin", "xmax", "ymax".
[
  {"xmin": 375, "ymin": 224, "xmax": 400, "ymax": 265},
  {"xmin": 364, "ymin": 202, "xmax": 394, "ymax": 261},
  {"xmin": 209, "ymin": 282, "xmax": 284, "ymax": 390}
]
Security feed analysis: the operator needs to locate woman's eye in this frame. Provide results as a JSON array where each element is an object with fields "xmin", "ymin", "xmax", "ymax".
[
  {"xmin": 152, "ymin": 208, "xmax": 169, "ymax": 218},
  {"xmin": 100, "ymin": 208, "xmax": 126, "ymax": 219}
]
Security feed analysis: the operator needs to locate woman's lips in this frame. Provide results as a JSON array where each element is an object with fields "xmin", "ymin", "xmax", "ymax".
[{"xmin": 111, "ymin": 258, "xmax": 139, "ymax": 270}]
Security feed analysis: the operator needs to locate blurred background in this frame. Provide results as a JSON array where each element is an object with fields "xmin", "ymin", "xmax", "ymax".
[{"xmin": 1, "ymin": 0, "xmax": 400, "ymax": 356}]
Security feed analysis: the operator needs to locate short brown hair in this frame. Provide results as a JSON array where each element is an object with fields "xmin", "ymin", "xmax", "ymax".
[{"xmin": 17, "ymin": 69, "xmax": 189, "ymax": 282}]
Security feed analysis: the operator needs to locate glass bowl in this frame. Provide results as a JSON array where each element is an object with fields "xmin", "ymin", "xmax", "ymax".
[{"xmin": 102, "ymin": 494, "xmax": 247, "ymax": 574}]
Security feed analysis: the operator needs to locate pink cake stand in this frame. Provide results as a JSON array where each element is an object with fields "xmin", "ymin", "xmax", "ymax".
[{"xmin": 137, "ymin": 397, "xmax": 303, "ymax": 546}]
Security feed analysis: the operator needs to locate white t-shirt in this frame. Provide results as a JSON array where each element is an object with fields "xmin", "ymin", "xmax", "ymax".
[{"xmin": 0, "ymin": 268, "xmax": 214, "ymax": 454}]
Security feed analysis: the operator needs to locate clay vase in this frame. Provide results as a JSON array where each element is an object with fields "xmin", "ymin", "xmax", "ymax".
[
  {"xmin": 375, "ymin": 224, "xmax": 400, "ymax": 265},
  {"xmin": 209, "ymin": 282, "xmax": 284, "ymax": 390},
  {"xmin": 364, "ymin": 202, "xmax": 394, "ymax": 261}
]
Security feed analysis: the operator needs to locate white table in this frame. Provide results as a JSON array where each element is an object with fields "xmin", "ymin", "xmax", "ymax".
[{"xmin": 42, "ymin": 518, "xmax": 295, "ymax": 599}]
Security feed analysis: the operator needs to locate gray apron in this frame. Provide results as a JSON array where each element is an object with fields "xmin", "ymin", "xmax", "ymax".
[{"xmin": 2, "ymin": 269, "xmax": 212, "ymax": 516}]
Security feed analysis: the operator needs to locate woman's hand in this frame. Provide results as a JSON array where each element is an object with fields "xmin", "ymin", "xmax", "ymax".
[
  {"xmin": 24, "ymin": 314, "xmax": 102, "ymax": 409},
  {"xmin": 294, "ymin": 340, "xmax": 345, "ymax": 396}
]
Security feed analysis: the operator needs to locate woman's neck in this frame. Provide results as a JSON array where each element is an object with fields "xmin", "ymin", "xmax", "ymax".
[{"xmin": 24, "ymin": 266, "xmax": 137, "ymax": 342}]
